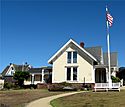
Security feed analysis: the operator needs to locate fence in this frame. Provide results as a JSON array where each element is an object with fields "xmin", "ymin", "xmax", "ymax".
[{"xmin": 0, "ymin": 80, "xmax": 4, "ymax": 90}]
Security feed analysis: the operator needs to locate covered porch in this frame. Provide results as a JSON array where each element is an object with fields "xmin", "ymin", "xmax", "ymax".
[
  {"xmin": 94, "ymin": 65, "xmax": 108, "ymax": 83},
  {"xmin": 24, "ymin": 67, "xmax": 52, "ymax": 85},
  {"xmin": 94, "ymin": 65, "xmax": 120, "ymax": 91}
]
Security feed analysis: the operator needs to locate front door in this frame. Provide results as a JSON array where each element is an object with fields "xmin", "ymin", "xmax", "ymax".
[{"xmin": 95, "ymin": 68, "xmax": 106, "ymax": 83}]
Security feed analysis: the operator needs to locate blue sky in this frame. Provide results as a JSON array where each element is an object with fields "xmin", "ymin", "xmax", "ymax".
[{"xmin": 0, "ymin": 0, "xmax": 125, "ymax": 72}]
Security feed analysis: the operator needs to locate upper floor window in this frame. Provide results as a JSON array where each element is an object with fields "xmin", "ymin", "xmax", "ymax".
[
  {"xmin": 67, "ymin": 51, "xmax": 77, "ymax": 63},
  {"xmin": 67, "ymin": 52, "xmax": 71, "ymax": 63},
  {"xmin": 73, "ymin": 51, "xmax": 77, "ymax": 63}
]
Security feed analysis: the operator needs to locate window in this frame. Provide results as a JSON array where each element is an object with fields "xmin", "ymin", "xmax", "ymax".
[
  {"xmin": 67, "ymin": 52, "xmax": 71, "ymax": 63},
  {"xmin": 73, "ymin": 67, "xmax": 77, "ymax": 80},
  {"xmin": 73, "ymin": 51, "xmax": 77, "ymax": 63},
  {"xmin": 66, "ymin": 67, "xmax": 77, "ymax": 81},
  {"xmin": 67, "ymin": 51, "xmax": 77, "ymax": 63},
  {"xmin": 67, "ymin": 68, "xmax": 71, "ymax": 80}
]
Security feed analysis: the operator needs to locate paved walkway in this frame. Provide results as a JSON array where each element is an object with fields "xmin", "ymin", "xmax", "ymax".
[{"xmin": 26, "ymin": 91, "xmax": 83, "ymax": 107}]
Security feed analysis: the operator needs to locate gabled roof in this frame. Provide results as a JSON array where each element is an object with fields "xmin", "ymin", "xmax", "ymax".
[
  {"xmin": 48, "ymin": 39, "xmax": 97, "ymax": 64},
  {"xmin": 103, "ymin": 52, "xmax": 118, "ymax": 67},
  {"xmin": 1, "ymin": 64, "xmax": 31, "ymax": 76}
]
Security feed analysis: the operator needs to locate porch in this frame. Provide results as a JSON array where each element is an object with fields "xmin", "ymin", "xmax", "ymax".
[
  {"xmin": 24, "ymin": 68, "xmax": 52, "ymax": 85},
  {"xmin": 94, "ymin": 65, "xmax": 120, "ymax": 91}
]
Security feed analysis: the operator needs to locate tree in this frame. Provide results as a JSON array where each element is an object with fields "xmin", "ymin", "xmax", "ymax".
[
  {"xmin": 13, "ymin": 71, "xmax": 30, "ymax": 87},
  {"xmin": 117, "ymin": 67, "xmax": 125, "ymax": 80}
]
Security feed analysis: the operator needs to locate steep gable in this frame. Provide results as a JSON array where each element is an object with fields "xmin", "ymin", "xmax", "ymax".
[{"xmin": 48, "ymin": 39, "xmax": 97, "ymax": 64}]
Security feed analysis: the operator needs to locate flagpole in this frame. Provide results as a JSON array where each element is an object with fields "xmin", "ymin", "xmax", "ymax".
[{"xmin": 106, "ymin": 6, "xmax": 112, "ymax": 88}]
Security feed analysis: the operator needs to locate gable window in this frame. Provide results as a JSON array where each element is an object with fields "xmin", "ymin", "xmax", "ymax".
[
  {"xmin": 67, "ymin": 68, "xmax": 71, "ymax": 80},
  {"xmin": 67, "ymin": 51, "xmax": 77, "ymax": 63},
  {"xmin": 67, "ymin": 52, "xmax": 71, "ymax": 63},
  {"xmin": 73, "ymin": 51, "xmax": 77, "ymax": 63},
  {"xmin": 73, "ymin": 67, "xmax": 77, "ymax": 80}
]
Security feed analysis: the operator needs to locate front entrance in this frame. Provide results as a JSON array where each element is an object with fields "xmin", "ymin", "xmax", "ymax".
[{"xmin": 95, "ymin": 68, "xmax": 106, "ymax": 83}]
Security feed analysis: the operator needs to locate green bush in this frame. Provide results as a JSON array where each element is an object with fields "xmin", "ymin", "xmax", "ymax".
[
  {"xmin": 4, "ymin": 82, "xmax": 19, "ymax": 89},
  {"xmin": 111, "ymin": 76, "xmax": 120, "ymax": 83},
  {"xmin": 4, "ymin": 82, "xmax": 14, "ymax": 89}
]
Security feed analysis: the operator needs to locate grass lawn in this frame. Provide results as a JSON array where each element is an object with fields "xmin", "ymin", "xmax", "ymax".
[
  {"xmin": 51, "ymin": 90, "xmax": 125, "ymax": 107},
  {"xmin": 0, "ymin": 89, "xmax": 64, "ymax": 107}
]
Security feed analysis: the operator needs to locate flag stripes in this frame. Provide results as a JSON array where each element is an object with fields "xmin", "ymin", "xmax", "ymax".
[{"xmin": 107, "ymin": 13, "xmax": 113, "ymax": 27}]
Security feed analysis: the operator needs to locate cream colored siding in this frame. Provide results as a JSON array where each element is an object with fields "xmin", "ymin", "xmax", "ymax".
[
  {"xmin": 78, "ymin": 54, "xmax": 93, "ymax": 83},
  {"xmin": 52, "ymin": 47, "xmax": 94, "ymax": 83}
]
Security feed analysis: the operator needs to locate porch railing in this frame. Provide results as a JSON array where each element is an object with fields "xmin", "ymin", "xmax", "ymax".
[{"xmin": 94, "ymin": 83, "xmax": 120, "ymax": 91}]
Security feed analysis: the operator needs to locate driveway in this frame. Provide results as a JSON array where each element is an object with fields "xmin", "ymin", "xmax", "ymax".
[{"xmin": 26, "ymin": 91, "xmax": 83, "ymax": 107}]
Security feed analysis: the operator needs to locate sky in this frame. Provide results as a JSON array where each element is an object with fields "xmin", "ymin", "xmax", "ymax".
[{"xmin": 0, "ymin": 0, "xmax": 125, "ymax": 72}]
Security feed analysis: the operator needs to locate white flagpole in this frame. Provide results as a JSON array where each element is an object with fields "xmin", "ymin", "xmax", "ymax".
[{"xmin": 106, "ymin": 6, "xmax": 112, "ymax": 88}]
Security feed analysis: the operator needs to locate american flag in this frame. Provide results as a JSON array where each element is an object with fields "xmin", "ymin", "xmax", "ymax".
[{"xmin": 106, "ymin": 12, "xmax": 113, "ymax": 27}]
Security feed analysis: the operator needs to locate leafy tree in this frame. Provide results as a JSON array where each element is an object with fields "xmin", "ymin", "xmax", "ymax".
[{"xmin": 13, "ymin": 71, "xmax": 30, "ymax": 87}]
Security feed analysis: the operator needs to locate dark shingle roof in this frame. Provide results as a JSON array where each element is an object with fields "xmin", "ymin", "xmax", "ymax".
[
  {"xmin": 103, "ymin": 52, "xmax": 118, "ymax": 67},
  {"xmin": 28, "ymin": 68, "xmax": 42, "ymax": 73},
  {"xmin": 13, "ymin": 64, "xmax": 30, "ymax": 71},
  {"xmin": 85, "ymin": 46, "xmax": 102, "ymax": 62},
  {"xmin": 27, "ymin": 66, "xmax": 52, "ymax": 74}
]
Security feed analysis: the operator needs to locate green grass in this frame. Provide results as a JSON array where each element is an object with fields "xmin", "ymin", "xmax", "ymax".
[{"xmin": 51, "ymin": 90, "xmax": 125, "ymax": 107}]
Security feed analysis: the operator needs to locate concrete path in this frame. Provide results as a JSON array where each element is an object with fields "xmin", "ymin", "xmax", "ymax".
[{"xmin": 26, "ymin": 91, "xmax": 83, "ymax": 107}]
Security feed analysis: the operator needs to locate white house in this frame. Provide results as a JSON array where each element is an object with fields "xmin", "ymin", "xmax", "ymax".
[
  {"xmin": 1, "ymin": 63, "xmax": 52, "ymax": 85},
  {"xmin": 48, "ymin": 39, "xmax": 118, "ymax": 85}
]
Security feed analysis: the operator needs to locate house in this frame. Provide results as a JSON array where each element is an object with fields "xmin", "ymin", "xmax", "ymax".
[
  {"xmin": 48, "ymin": 39, "xmax": 118, "ymax": 86},
  {"xmin": 24, "ymin": 66, "xmax": 52, "ymax": 85},
  {"xmin": 1, "ymin": 63, "xmax": 52, "ymax": 85},
  {"xmin": 1, "ymin": 63, "xmax": 31, "ymax": 83}
]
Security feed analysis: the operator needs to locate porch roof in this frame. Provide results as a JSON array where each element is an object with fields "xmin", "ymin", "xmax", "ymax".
[{"xmin": 94, "ymin": 64, "xmax": 108, "ymax": 69}]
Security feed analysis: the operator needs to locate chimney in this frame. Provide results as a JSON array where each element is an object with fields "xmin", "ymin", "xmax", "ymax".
[{"xmin": 80, "ymin": 42, "xmax": 85, "ymax": 48}]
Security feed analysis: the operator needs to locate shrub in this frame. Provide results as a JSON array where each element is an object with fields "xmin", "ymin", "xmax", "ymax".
[
  {"xmin": 59, "ymin": 82, "xmax": 72, "ymax": 87},
  {"xmin": 48, "ymin": 84, "xmax": 64, "ymax": 91},
  {"xmin": 48, "ymin": 82, "xmax": 78, "ymax": 91},
  {"xmin": 4, "ymin": 82, "xmax": 14, "ymax": 89},
  {"xmin": 111, "ymin": 76, "xmax": 120, "ymax": 83}
]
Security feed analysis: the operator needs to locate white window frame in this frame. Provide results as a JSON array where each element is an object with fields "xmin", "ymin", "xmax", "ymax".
[
  {"xmin": 67, "ymin": 51, "xmax": 77, "ymax": 64},
  {"xmin": 66, "ymin": 67, "xmax": 78, "ymax": 81}
]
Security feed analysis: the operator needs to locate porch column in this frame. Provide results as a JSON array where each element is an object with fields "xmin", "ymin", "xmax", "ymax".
[
  {"xmin": 42, "ymin": 69, "xmax": 44, "ymax": 83},
  {"xmin": 31, "ymin": 74, "xmax": 34, "ymax": 84},
  {"xmin": 106, "ymin": 68, "xmax": 109, "ymax": 83},
  {"xmin": 93, "ymin": 68, "xmax": 95, "ymax": 83},
  {"xmin": 71, "ymin": 68, "xmax": 73, "ymax": 81}
]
